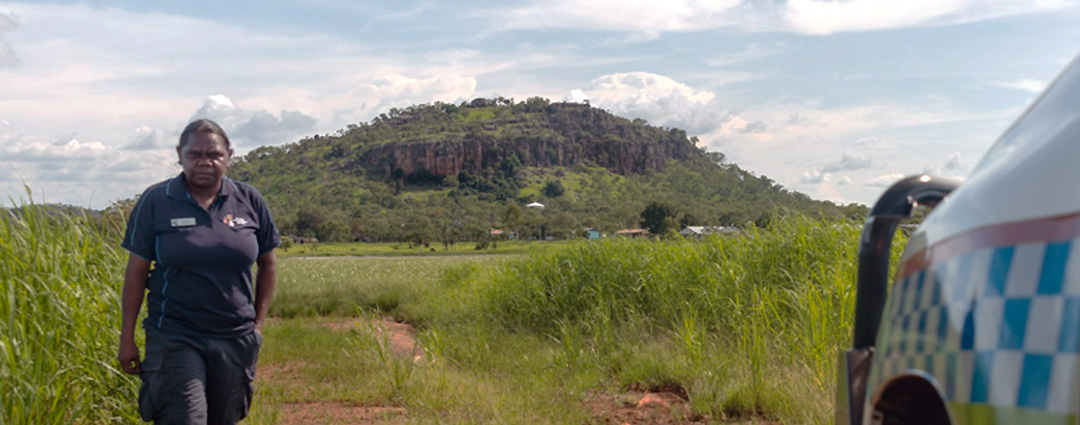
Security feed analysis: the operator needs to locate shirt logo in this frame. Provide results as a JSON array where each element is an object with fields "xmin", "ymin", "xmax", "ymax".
[{"xmin": 222, "ymin": 214, "xmax": 249, "ymax": 227}]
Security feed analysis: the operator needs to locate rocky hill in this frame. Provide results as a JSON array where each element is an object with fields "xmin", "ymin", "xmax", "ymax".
[
  {"xmin": 230, "ymin": 97, "xmax": 862, "ymax": 244},
  {"xmin": 349, "ymin": 102, "xmax": 697, "ymax": 179}
]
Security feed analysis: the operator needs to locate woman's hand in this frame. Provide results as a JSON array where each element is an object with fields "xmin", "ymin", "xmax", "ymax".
[
  {"xmin": 118, "ymin": 340, "xmax": 142, "ymax": 374},
  {"xmin": 119, "ymin": 253, "xmax": 151, "ymax": 375}
]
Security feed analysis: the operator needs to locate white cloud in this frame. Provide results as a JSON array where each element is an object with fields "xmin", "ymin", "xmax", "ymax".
[
  {"xmin": 866, "ymin": 173, "xmax": 906, "ymax": 188},
  {"xmin": 336, "ymin": 72, "xmax": 473, "ymax": 124},
  {"xmin": 800, "ymin": 168, "xmax": 828, "ymax": 184},
  {"xmin": 356, "ymin": 74, "xmax": 477, "ymax": 104},
  {"xmin": 589, "ymin": 72, "xmax": 714, "ymax": 104},
  {"xmin": 799, "ymin": 153, "xmax": 872, "ymax": 186},
  {"xmin": 0, "ymin": 11, "xmax": 15, "ymax": 31},
  {"xmin": 563, "ymin": 89, "xmax": 589, "ymax": 103},
  {"xmin": 126, "ymin": 125, "xmax": 176, "ymax": 151},
  {"xmin": 993, "ymin": 79, "xmax": 1047, "ymax": 93},
  {"xmin": 0, "ymin": 4, "xmax": 496, "ymax": 206},
  {"xmin": 783, "ymin": 0, "xmax": 1070, "ymax": 35},
  {"xmin": 0, "ymin": 134, "xmax": 172, "ymax": 203},
  {"xmin": 705, "ymin": 43, "xmax": 784, "ymax": 67},
  {"xmin": 190, "ymin": 95, "xmax": 317, "ymax": 147},
  {"xmin": 852, "ymin": 136, "xmax": 895, "ymax": 150},
  {"xmin": 482, "ymin": 0, "xmax": 1071, "ymax": 37},
  {"xmin": 480, "ymin": 0, "xmax": 749, "ymax": 35},
  {"xmin": 696, "ymin": 97, "xmax": 1011, "ymax": 205},
  {"xmin": 713, "ymin": 98, "xmax": 1011, "ymax": 147},
  {"xmin": 0, "ymin": 4, "xmax": 336, "ymax": 146},
  {"xmin": 0, "ymin": 1, "xmax": 1069, "ymax": 209},
  {"xmin": 0, "ymin": 11, "xmax": 17, "ymax": 67},
  {"xmin": 568, "ymin": 72, "xmax": 729, "ymax": 135},
  {"xmin": 922, "ymin": 151, "xmax": 966, "ymax": 177},
  {"xmin": 0, "ymin": 41, "xmax": 14, "ymax": 67},
  {"xmin": 0, "ymin": 132, "xmax": 177, "ymax": 205},
  {"xmin": 821, "ymin": 153, "xmax": 873, "ymax": 172},
  {"xmin": 720, "ymin": 116, "xmax": 770, "ymax": 136},
  {"xmin": 2, "ymin": 137, "xmax": 108, "ymax": 163},
  {"xmin": 0, "ymin": 4, "xmax": 481, "ymax": 147}
]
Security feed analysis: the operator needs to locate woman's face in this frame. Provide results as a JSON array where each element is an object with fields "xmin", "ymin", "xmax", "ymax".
[{"xmin": 177, "ymin": 132, "xmax": 232, "ymax": 190}]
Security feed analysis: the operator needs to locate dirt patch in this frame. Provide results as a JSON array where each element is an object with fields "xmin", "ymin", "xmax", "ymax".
[
  {"xmin": 276, "ymin": 401, "xmax": 405, "ymax": 425},
  {"xmin": 373, "ymin": 319, "xmax": 423, "ymax": 360},
  {"xmin": 258, "ymin": 361, "xmax": 308, "ymax": 387},
  {"xmin": 318, "ymin": 317, "xmax": 424, "ymax": 361},
  {"xmin": 258, "ymin": 319, "xmax": 422, "ymax": 423},
  {"xmin": 584, "ymin": 391, "xmax": 706, "ymax": 425}
]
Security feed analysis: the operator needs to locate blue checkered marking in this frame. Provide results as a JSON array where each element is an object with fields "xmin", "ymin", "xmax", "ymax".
[
  {"xmin": 971, "ymin": 351, "xmax": 994, "ymax": 403},
  {"xmin": 1000, "ymin": 298, "xmax": 1030, "ymax": 349},
  {"xmin": 961, "ymin": 306, "xmax": 976, "ymax": 350},
  {"xmin": 868, "ymin": 238, "xmax": 1080, "ymax": 413},
  {"xmin": 1039, "ymin": 242, "xmax": 1070, "ymax": 295},
  {"xmin": 1060, "ymin": 297, "xmax": 1080, "ymax": 353},
  {"xmin": 987, "ymin": 246, "xmax": 1014, "ymax": 296},
  {"xmin": 1018, "ymin": 354, "xmax": 1054, "ymax": 409}
]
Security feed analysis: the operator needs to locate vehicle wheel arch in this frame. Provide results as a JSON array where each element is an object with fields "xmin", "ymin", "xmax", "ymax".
[{"xmin": 868, "ymin": 371, "xmax": 954, "ymax": 425}]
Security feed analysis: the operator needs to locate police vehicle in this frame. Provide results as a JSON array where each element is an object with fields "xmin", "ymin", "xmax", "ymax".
[{"xmin": 836, "ymin": 55, "xmax": 1080, "ymax": 425}]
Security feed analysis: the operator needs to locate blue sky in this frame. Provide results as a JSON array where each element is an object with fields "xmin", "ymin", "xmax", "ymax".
[{"xmin": 0, "ymin": 0, "xmax": 1076, "ymax": 208}]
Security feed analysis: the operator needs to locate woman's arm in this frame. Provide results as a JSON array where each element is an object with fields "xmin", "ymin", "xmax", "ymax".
[
  {"xmin": 253, "ymin": 250, "xmax": 277, "ymax": 332},
  {"xmin": 118, "ymin": 253, "xmax": 151, "ymax": 374}
]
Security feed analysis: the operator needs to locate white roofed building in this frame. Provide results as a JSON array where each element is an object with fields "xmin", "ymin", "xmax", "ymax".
[{"xmin": 678, "ymin": 226, "xmax": 738, "ymax": 238}]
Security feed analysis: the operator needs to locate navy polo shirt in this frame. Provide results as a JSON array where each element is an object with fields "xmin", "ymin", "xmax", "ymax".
[{"xmin": 122, "ymin": 174, "xmax": 281, "ymax": 337}]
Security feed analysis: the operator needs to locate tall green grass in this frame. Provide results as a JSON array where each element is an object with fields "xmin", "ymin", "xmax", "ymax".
[
  {"xmin": 419, "ymin": 216, "xmax": 893, "ymax": 423},
  {"xmin": 0, "ymin": 201, "xmax": 137, "ymax": 424}
]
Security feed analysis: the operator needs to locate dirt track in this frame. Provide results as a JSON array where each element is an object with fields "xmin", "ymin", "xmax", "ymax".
[{"xmin": 262, "ymin": 318, "xmax": 769, "ymax": 425}]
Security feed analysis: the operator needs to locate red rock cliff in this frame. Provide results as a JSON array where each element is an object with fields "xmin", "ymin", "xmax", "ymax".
[{"xmin": 357, "ymin": 132, "xmax": 696, "ymax": 179}]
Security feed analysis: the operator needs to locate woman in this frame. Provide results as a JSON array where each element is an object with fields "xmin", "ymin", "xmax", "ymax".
[{"xmin": 117, "ymin": 119, "xmax": 280, "ymax": 424}]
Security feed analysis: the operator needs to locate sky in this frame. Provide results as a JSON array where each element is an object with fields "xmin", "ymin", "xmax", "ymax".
[{"xmin": 0, "ymin": 0, "xmax": 1077, "ymax": 209}]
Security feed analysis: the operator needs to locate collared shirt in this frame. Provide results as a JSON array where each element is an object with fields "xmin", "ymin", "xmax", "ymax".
[{"xmin": 122, "ymin": 173, "xmax": 280, "ymax": 337}]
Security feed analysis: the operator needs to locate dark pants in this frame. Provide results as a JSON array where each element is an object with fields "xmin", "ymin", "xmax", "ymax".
[{"xmin": 139, "ymin": 327, "xmax": 262, "ymax": 425}]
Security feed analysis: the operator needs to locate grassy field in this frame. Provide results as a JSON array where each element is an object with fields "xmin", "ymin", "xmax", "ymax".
[
  {"xmin": 2, "ymin": 200, "xmax": 888, "ymax": 424},
  {"xmin": 276, "ymin": 239, "xmax": 580, "ymax": 258},
  {"xmin": 250, "ymin": 216, "xmax": 880, "ymax": 424}
]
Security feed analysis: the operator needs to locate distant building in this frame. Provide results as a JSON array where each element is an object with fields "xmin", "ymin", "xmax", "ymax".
[
  {"xmin": 615, "ymin": 228, "xmax": 649, "ymax": 238},
  {"xmin": 585, "ymin": 229, "xmax": 604, "ymax": 240},
  {"xmin": 677, "ymin": 226, "xmax": 739, "ymax": 239},
  {"xmin": 525, "ymin": 202, "xmax": 545, "ymax": 210}
]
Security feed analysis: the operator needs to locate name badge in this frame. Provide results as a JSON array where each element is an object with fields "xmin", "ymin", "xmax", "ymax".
[{"xmin": 171, "ymin": 217, "xmax": 197, "ymax": 227}]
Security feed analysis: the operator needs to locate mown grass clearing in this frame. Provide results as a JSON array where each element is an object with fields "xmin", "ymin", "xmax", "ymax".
[{"xmin": 271, "ymin": 255, "xmax": 512, "ymax": 318}]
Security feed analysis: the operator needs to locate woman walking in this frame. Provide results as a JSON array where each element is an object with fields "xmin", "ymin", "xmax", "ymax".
[{"xmin": 117, "ymin": 119, "xmax": 280, "ymax": 424}]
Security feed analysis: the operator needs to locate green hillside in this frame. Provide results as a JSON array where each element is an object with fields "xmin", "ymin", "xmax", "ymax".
[{"xmin": 229, "ymin": 97, "xmax": 864, "ymax": 243}]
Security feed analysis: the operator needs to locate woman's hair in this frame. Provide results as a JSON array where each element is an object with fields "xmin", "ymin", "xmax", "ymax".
[{"xmin": 178, "ymin": 119, "xmax": 231, "ymax": 149}]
